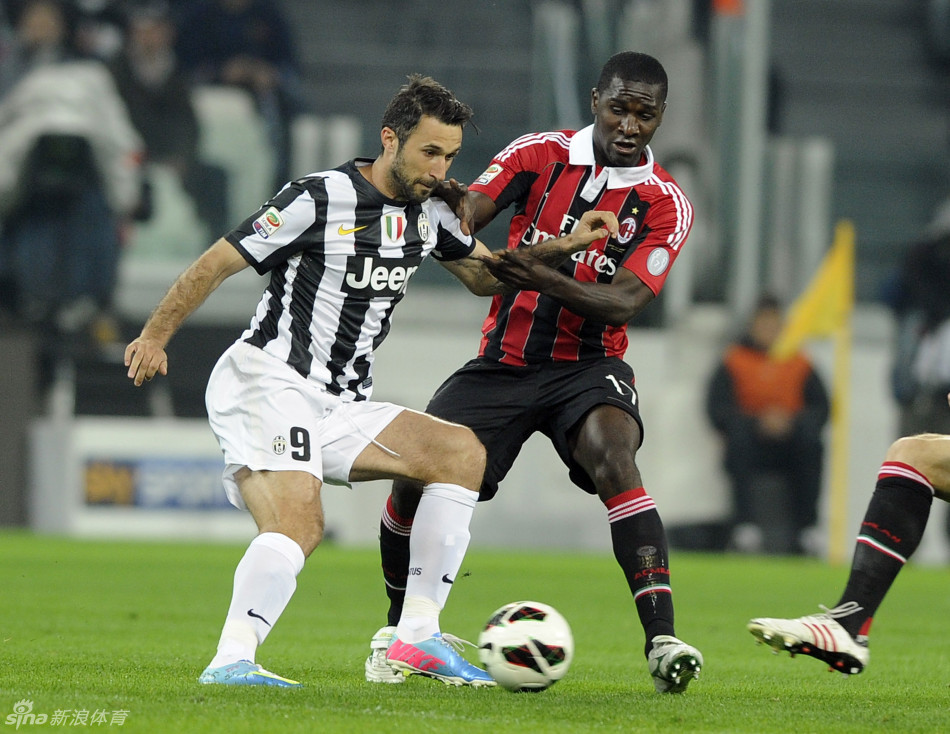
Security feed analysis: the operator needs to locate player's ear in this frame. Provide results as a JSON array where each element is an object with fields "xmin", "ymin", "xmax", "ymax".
[
  {"xmin": 381, "ymin": 126, "xmax": 398, "ymax": 155},
  {"xmin": 590, "ymin": 88, "xmax": 599, "ymax": 115}
]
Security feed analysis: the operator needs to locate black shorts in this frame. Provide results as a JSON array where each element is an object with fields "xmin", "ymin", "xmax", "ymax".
[{"xmin": 424, "ymin": 357, "xmax": 643, "ymax": 499}]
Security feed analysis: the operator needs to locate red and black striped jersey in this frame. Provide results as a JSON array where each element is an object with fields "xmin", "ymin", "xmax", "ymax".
[
  {"xmin": 226, "ymin": 159, "xmax": 474, "ymax": 401},
  {"xmin": 468, "ymin": 126, "xmax": 692, "ymax": 366}
]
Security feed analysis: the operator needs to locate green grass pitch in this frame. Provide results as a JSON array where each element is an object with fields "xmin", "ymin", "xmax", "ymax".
[{"xmin": 1, "ymin": 531, "xmax": 947, "ymax": 733}]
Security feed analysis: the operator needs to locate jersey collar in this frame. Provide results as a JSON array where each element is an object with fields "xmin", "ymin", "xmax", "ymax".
[{"xmin": 569, "ymin": 125, "xmax": 655, "ymax": 190}]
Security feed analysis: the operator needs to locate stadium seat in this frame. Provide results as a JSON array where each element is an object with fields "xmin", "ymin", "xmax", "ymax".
[
  {"xmin": 191, "ymin": 85, "xmax": 276, "ymax": 225},
  {"xmin": 289, "ymin": 113, "xmax": 362, "ymax": 178},
  {"xmin": 127, "ymin": 163, "xmax": 211, "ymax": 261}
]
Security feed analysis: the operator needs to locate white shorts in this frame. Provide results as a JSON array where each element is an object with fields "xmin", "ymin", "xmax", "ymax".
[{"xmin": 205, "ymin": 341, "xmax": 405, "ymax": 510}]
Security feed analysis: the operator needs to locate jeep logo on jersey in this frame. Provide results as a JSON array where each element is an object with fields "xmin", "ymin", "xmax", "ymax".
[{"xmin": 343, "ymin": 255, "xmax": 423, "ymax": 298}]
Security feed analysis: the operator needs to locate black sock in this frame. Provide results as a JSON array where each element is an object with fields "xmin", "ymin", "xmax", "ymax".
[
  {"xmin": 379, "ymin": 495, "xmax": 412, "ymax": 627},
  {"xmin": 606, "ymin": 488, "xmax": 676, "ymax": 657},
  {"xmin": 834, "ymin": 463, "xmax": 933, "ymax": 639}
]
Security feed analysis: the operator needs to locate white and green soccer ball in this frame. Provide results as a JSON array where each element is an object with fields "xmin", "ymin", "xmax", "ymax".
[{"xmin": 477, "ymin": 600, "xmax": 574, "ymax": 692}]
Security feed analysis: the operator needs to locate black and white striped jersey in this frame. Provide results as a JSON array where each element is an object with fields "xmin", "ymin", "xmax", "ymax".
[{"xmin": 225, "ymin": 158, "xmax": 474, "ymax": 401}]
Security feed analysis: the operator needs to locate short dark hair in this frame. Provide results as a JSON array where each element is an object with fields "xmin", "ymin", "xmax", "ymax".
[
  {"xmin": 596, "ymin": 52, "xmax": 668, "ymax": 101},
  {"xmin": 380, "ymin": 74, "xmax": 474, "ymax": 146}
]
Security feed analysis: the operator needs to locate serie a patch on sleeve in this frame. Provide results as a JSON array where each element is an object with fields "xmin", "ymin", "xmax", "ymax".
[
  {"xmin": 253, "ymin": 206, "xmax": 284, "ymax": 239},
  {"xmin": 474, "ymin": 163, "xmax": 503, "ymax": 186}
]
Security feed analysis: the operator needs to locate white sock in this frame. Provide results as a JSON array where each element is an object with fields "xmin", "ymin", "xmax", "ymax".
[
  {"xmin": 208, "ymin": 532, "xmax": 305, "ymax": 667},
  {"xmin": 396, "ymin": 482, "xmax": 476, "ymax": 644}
]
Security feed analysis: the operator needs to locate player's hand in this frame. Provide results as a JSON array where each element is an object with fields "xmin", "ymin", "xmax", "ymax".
[
  {"xmin": 473, "ymin": 248, "xmax": 557, "ymax": 292},
  {"xmin": 434, "ymin": 178, "xmax": 476, "ymax": 235},
  {"xmin": 124, "ymin": 336, "xmax": 169, "ymax": 387},
  {"xmin": 575, "ymin": 210, "xmax": 620, "ymax": 244}
]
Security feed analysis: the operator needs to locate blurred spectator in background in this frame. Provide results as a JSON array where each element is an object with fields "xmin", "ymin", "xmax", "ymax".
[
  {"xmin": 0, "ymin": 0, "xmax": 75, "ymax": 95},
  {"xmin": 706, "ymin": 295, "xmax": 830, "ymax": 555},
  {"xmin": 173, "ymin": 0, "xmax": 307, "ymax": 189},
  {"xmin": 0, "ymin": 0, "xmax": 143, "ymax": 338},
  {"xmin": 109, "ymin": 2, "xmax": 229, "ymax": 239},
  {"xmin": 71, "ymin": 0, "xmax": 125, "ymax": 61}
]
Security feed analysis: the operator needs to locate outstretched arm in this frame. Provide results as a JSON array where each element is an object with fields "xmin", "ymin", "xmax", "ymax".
[
  {"xmin": 483, "ymin": 258, "xmax": 655, "ymax": 326},
  {"xmin": 124, "ymin": 238, "xmax": 249, "ymax": 385},
  {"xmin": 439, "ymin": 210, "xmax": 619, "ymax": 296}
]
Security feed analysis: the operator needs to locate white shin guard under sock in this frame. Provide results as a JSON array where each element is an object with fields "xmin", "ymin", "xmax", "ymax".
[{"xmin": 209, "ymin": 532, "xmax": 305, "ymax": 667}]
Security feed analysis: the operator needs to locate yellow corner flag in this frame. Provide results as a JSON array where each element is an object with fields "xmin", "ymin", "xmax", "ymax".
[
  {"xmin": 771, "ymin": 220, "xmax": 856, "ymax": 564},
  {"xmin": 770, "ymin": 220, "xmax": 855, "ymax": 361}
]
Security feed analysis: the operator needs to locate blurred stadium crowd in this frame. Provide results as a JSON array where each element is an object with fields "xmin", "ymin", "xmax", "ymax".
[
  {"xmin": 0, "ymin": 0, "xmax": 313, "ymax": 340},
  {"xmin": 4, "ymin": 1, "xmax": 950, "ymax": 558}
]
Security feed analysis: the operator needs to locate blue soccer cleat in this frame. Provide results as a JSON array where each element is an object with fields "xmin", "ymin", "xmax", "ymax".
[
  {"xmin": 198, "ymin": 659, "xmax": 302, "ymax": 687},
  {"xmin": 386, "ymin": 633, "xmax": 495, "ymax": 687}
]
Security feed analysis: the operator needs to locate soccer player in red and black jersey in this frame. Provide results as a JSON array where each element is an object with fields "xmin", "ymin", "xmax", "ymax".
[{"xmin": 367, "ymin": 52, "xmax": 704, "ymax": 693}]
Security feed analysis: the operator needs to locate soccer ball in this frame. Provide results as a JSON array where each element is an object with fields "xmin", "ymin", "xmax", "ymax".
[{"xmin": 477, "ymin": 600, "xmax": 574, "ymax": 692}]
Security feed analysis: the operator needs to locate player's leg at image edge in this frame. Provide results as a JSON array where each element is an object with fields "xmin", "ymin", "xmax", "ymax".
[{"xmin": 747, "ymin": 456, "xmax": 935, "ymax": 675}]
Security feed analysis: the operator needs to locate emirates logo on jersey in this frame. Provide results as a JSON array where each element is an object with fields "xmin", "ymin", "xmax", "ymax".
[{"xmin": 571, "ymin": 248, "xmax": 617, "ymax": 276}]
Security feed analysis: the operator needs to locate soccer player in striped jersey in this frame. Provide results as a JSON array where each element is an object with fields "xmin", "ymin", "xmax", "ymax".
[
  {"xmin": 124, "ymin": 74, "xmax": 617, "ymax": 688},
  {"xmin": 749, "ymin": 396, "xmax": 950, "ymax": 674},
  {"xmin": 367, "ymin": 52, "xmax": 703, "ymax": 693}
]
